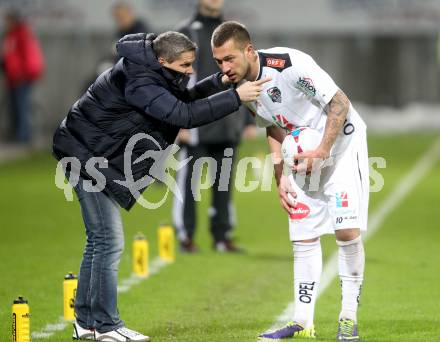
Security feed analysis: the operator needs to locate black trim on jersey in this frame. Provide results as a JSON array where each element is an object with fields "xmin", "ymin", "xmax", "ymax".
[
  {"xmin": 257, "ymin": 52, "xmax": 292, "ymax": 77},
  {"xmin": 256, "ymin": 53, "xmax": 264, "ymax": 80},
  {"xmin": 357, "ymin": 152, "xmax": 363, "ymax": 191}
]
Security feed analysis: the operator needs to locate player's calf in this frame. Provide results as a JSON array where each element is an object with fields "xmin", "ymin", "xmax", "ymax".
[{"xmin": 337, "ymin": 235, "xmax": 364, "ymax": 323}]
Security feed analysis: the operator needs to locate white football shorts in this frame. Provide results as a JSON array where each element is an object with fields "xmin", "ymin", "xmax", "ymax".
[{"xmin": 287, "ymin": 130, "xmax": 369, "ymax": 241}]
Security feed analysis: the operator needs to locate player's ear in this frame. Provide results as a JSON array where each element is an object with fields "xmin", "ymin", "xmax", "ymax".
[
  {"xmin": 158, "ymin": 57, "xmax": 166, "ymax": 65},
  {"xmin": 244, "ymin": 43, "xmax": 254, "ymax": 57}
]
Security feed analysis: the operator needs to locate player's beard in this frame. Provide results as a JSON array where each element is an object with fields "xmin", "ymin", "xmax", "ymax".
[{"xmin": 243, "ymin": 61, "xmax": 253, "ymax": 81}]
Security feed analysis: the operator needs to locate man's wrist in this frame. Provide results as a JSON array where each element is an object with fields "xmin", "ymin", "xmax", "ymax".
[
  {"xmin": 232, "ymin": 89, "xmax": 241, "ymax": 105},
  {"xmin": 317, "ymin": 144, "xmax": 331, "ymax": 157},
  {"xmin": 282, "ymin": 163, "xmax": 292, "ymax": 178},
  {"xmin": 275, "ymin": 169, "xmax": 283, "ymax": 186}
]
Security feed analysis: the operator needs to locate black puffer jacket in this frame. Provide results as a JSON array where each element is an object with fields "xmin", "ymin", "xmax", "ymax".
[{"xmin": 53, "ymin": 33, "xmax": 240, "ymax": 210}]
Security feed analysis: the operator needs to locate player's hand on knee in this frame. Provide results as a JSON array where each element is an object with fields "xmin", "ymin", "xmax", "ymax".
[
  {"xmin": 236, "ymin": 77, "xmax": 272, "ymax": 102},
  {"xmin": 278, "ymin": 174, "xmax": 297, "ymax": 214}
]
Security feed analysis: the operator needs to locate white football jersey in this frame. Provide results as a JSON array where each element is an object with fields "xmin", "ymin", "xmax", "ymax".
[{"xmin": 245, "ymin": 47, "xmax": 366, "ymax": 156}]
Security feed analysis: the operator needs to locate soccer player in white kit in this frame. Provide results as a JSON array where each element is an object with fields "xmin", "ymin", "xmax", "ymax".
[{"xmin": 211, "ymin": 22, "xmax": 368, "ymax": 341}]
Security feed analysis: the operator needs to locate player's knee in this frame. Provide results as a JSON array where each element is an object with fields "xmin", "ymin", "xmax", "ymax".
[
  {"xmin": 293, "ymin": 237, "xmax": 320, "ymax": 244},
  {"xmin": 293, "ymin": 238, "xmax": 321, "ymax": 256},
  {"xmin": 335, "ymin": 228, "xmax": 360, "ymax": 242}
]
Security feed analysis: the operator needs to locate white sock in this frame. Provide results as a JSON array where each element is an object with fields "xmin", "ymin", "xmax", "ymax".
[
  {"xmin": 337, "ymin": 235, "xmax": 365, "ymax": 322},
  {"xmin": 292, "ymin": 240, "xmax": 322, "ymax": 328}
]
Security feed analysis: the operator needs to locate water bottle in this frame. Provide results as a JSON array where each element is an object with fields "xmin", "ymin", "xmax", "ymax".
[
  {"xmin": 12, "ymin": 296, "xmax": 30, "ymax": 342},
  {"xmin": 63, "ymin": 272, "xmax": 78, "ymax": 321},
  {"xmin": 158, "ymin": 224, "xmax": 175, "ymax": 263},
  {"xmin": 133, "ymin": 233, "xmax": 149, "ymax": 277}
]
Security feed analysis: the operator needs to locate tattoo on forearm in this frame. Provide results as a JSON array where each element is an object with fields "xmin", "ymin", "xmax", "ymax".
[{"xmin": 321, "ymin": 90, "xmax": 349, "ymax": 150}]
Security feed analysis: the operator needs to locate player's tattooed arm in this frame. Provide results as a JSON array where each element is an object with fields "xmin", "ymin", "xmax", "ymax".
[
  {"xmin": 319, "ymin": 89, "xmax": 350, "ymax": 154},
  {"xmin": 293, "ymin": 89, "xmax": 349, "ymax": 173}
]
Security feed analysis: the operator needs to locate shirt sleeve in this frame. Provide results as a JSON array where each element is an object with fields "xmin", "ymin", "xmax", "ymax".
[
  {"xmin": 125, "ymin": 79, "xmax": 240, "ymax": 129},
  {"xmin": 255, "ymin": 115, "xmax": 274, "ymax": 128},
  {"xmin": 283, "ymin": 52, "xmax": 339, "ymax": 108},
  {"xmin": 243, "ymin": 103, "xmax": 274, "ymax": 128}
]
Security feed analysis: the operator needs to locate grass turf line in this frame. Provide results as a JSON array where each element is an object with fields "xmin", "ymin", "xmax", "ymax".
[{"xmin": 0, "ymin": 134, "xmax": 439, "ymax": 341}]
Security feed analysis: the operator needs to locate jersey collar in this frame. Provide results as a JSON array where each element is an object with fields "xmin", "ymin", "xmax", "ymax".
[{"xmin": 255, "ymin": 51, "xmax": 264, "ymax": 81}]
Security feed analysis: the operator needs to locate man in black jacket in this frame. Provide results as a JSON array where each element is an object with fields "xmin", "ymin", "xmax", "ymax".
[
  {"xmin": 173, "ymin": 0, "xmax": 256, "ymax": 253},
  {"xmin": 53, "ymin": 32, "xmax": 269, "ymax": 341},
  {"xmin": 112, "ymin": 1, "xmax": 151, "ymax": 40}
]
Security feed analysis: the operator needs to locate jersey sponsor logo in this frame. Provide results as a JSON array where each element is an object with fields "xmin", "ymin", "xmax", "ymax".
[
  {"xmin": 298, "ymin": 281, "xmax": 315, "ymax": 303},
  {"xmin": 289, "ymin": 202, "xmax": 310, "ymax": 220},
  {"xmin": 336, "ymin": 191, "xmax": 349, "ymax": 208},
  {"xmin": 266, "ymin": 58, "xmax": 286, "ymax": 68},
  {"xmin": 260, "ymin": 52, "xmax": 292, "ymax": 71},
  {"xmin": 272, "ymin": 114, "xmax": 294, "ymax": 131},
  {"xmin": 267, "ymin": 86, "xmax": 282, "ymax": 103},
  {"xmin": 296, "ymin": 77, "xmax": 317, "ymax": 97}
]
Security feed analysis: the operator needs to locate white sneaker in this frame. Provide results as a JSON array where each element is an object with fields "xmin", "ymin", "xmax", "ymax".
[
  {"xmin": 72, "ymin": 321, "xmax": 95, "ymax": 340},
  {"xmin": 95, "ymin": 327, "xmax": 151, "ymax": 341}
]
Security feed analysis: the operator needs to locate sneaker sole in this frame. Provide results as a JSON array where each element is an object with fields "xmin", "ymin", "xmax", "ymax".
[
  {"xmin": 258, "ymin": 335, "xmax": 315, "ymax": 340},
  {"xmin": 73, "ymin": 336, "xmax": 95, "ymax": 341}
]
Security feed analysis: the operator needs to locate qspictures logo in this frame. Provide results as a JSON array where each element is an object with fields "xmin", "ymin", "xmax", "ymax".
[{"xmin": 54, "ymin": 133, "xmax": 387, "ymax": 209}]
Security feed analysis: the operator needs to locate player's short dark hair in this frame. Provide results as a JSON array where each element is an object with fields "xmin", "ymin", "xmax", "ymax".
[
  {"xmin": 211, "ymin": 21, "xmax": 251, "ymax": 49},
  {"xmin": 112, "ymin": 0, "xmax": 132, "ymax": 12},
  {"xmin": 5, "ymin": 7, "xmax": 22, "ymax": 23},
  {"xmin": 153, "ymin": 31, "xmax": 197, "ymax": 63}
]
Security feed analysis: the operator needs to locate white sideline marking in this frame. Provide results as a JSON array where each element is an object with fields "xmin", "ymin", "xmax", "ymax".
[
  {"xmin": 31, "ymin": 257, "xmax": 170, "ymax": 339},
  {"xmin": 118, "ymin": 257, "xmax": 169, "ymax": 293},
  {"xmin": 31, "ymin": 317, "xmax": 68, "ymax": 339},
  {"xmin": 264, "ymin": 137, "xmax": 440, "ymax": 333}
]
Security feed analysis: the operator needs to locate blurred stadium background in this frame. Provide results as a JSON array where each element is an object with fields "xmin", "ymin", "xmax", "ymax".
[
  {"xmin": 0, "ymin": 0, "xmax": 439, "ymax": 341},
  {"xmin": 0, "ymin": 0, "xmax": 439, "ymax": 146}
]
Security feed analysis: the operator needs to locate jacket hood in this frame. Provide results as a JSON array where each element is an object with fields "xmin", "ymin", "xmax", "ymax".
[
  {"xmin": 116, "ymin": 33, "xmax": 162, "ymax": 70},
  {"xmin": 116, "ymin": 32, "xmax": 190, "ymax": 92}
]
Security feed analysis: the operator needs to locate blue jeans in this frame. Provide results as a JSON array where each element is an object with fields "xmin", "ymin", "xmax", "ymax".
[
  {"xmin": 9, "ymin": 83, "xmax": 32, "ymax": 143},
  {"xmin": 73, "ymin": 177, "xmax": 125, "ymax": 333}
]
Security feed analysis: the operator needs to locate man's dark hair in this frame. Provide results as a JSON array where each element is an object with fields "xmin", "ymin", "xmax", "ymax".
[
  {"xmin": 5, "ymin": 7, "xmax": 22, "ymax": 23},
  {"xmin": 112, "ymin": 0, "xmax": 132, "ymax": 13},
  {"xmin": 211, "ymin": 21, "xmax": 251, "ymax": 49},
  {"xmin": 153, "ymin": 31, "xmax": 197, "ymax": 62}
]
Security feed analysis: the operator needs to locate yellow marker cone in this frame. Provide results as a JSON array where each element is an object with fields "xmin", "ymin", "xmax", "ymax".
[
  {"xmin": 133, "ymin": 233, "xmax": 149, "ymax": 277},
  {"xmin": 158, "ymin": 224, "xmax": 175, "ymax": 263},
  {"xmin": 12, "ymin": 296, "xmax": 30, "ymax": 342},
  {"xmin": 63, "ymin": 273, "xmax": 78, "ymax": 321}
]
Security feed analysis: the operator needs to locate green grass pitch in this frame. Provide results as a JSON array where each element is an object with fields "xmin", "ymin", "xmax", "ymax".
[{"xmin": 0, "ymin": 134, "xmax": 439, "ymax": 341}]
